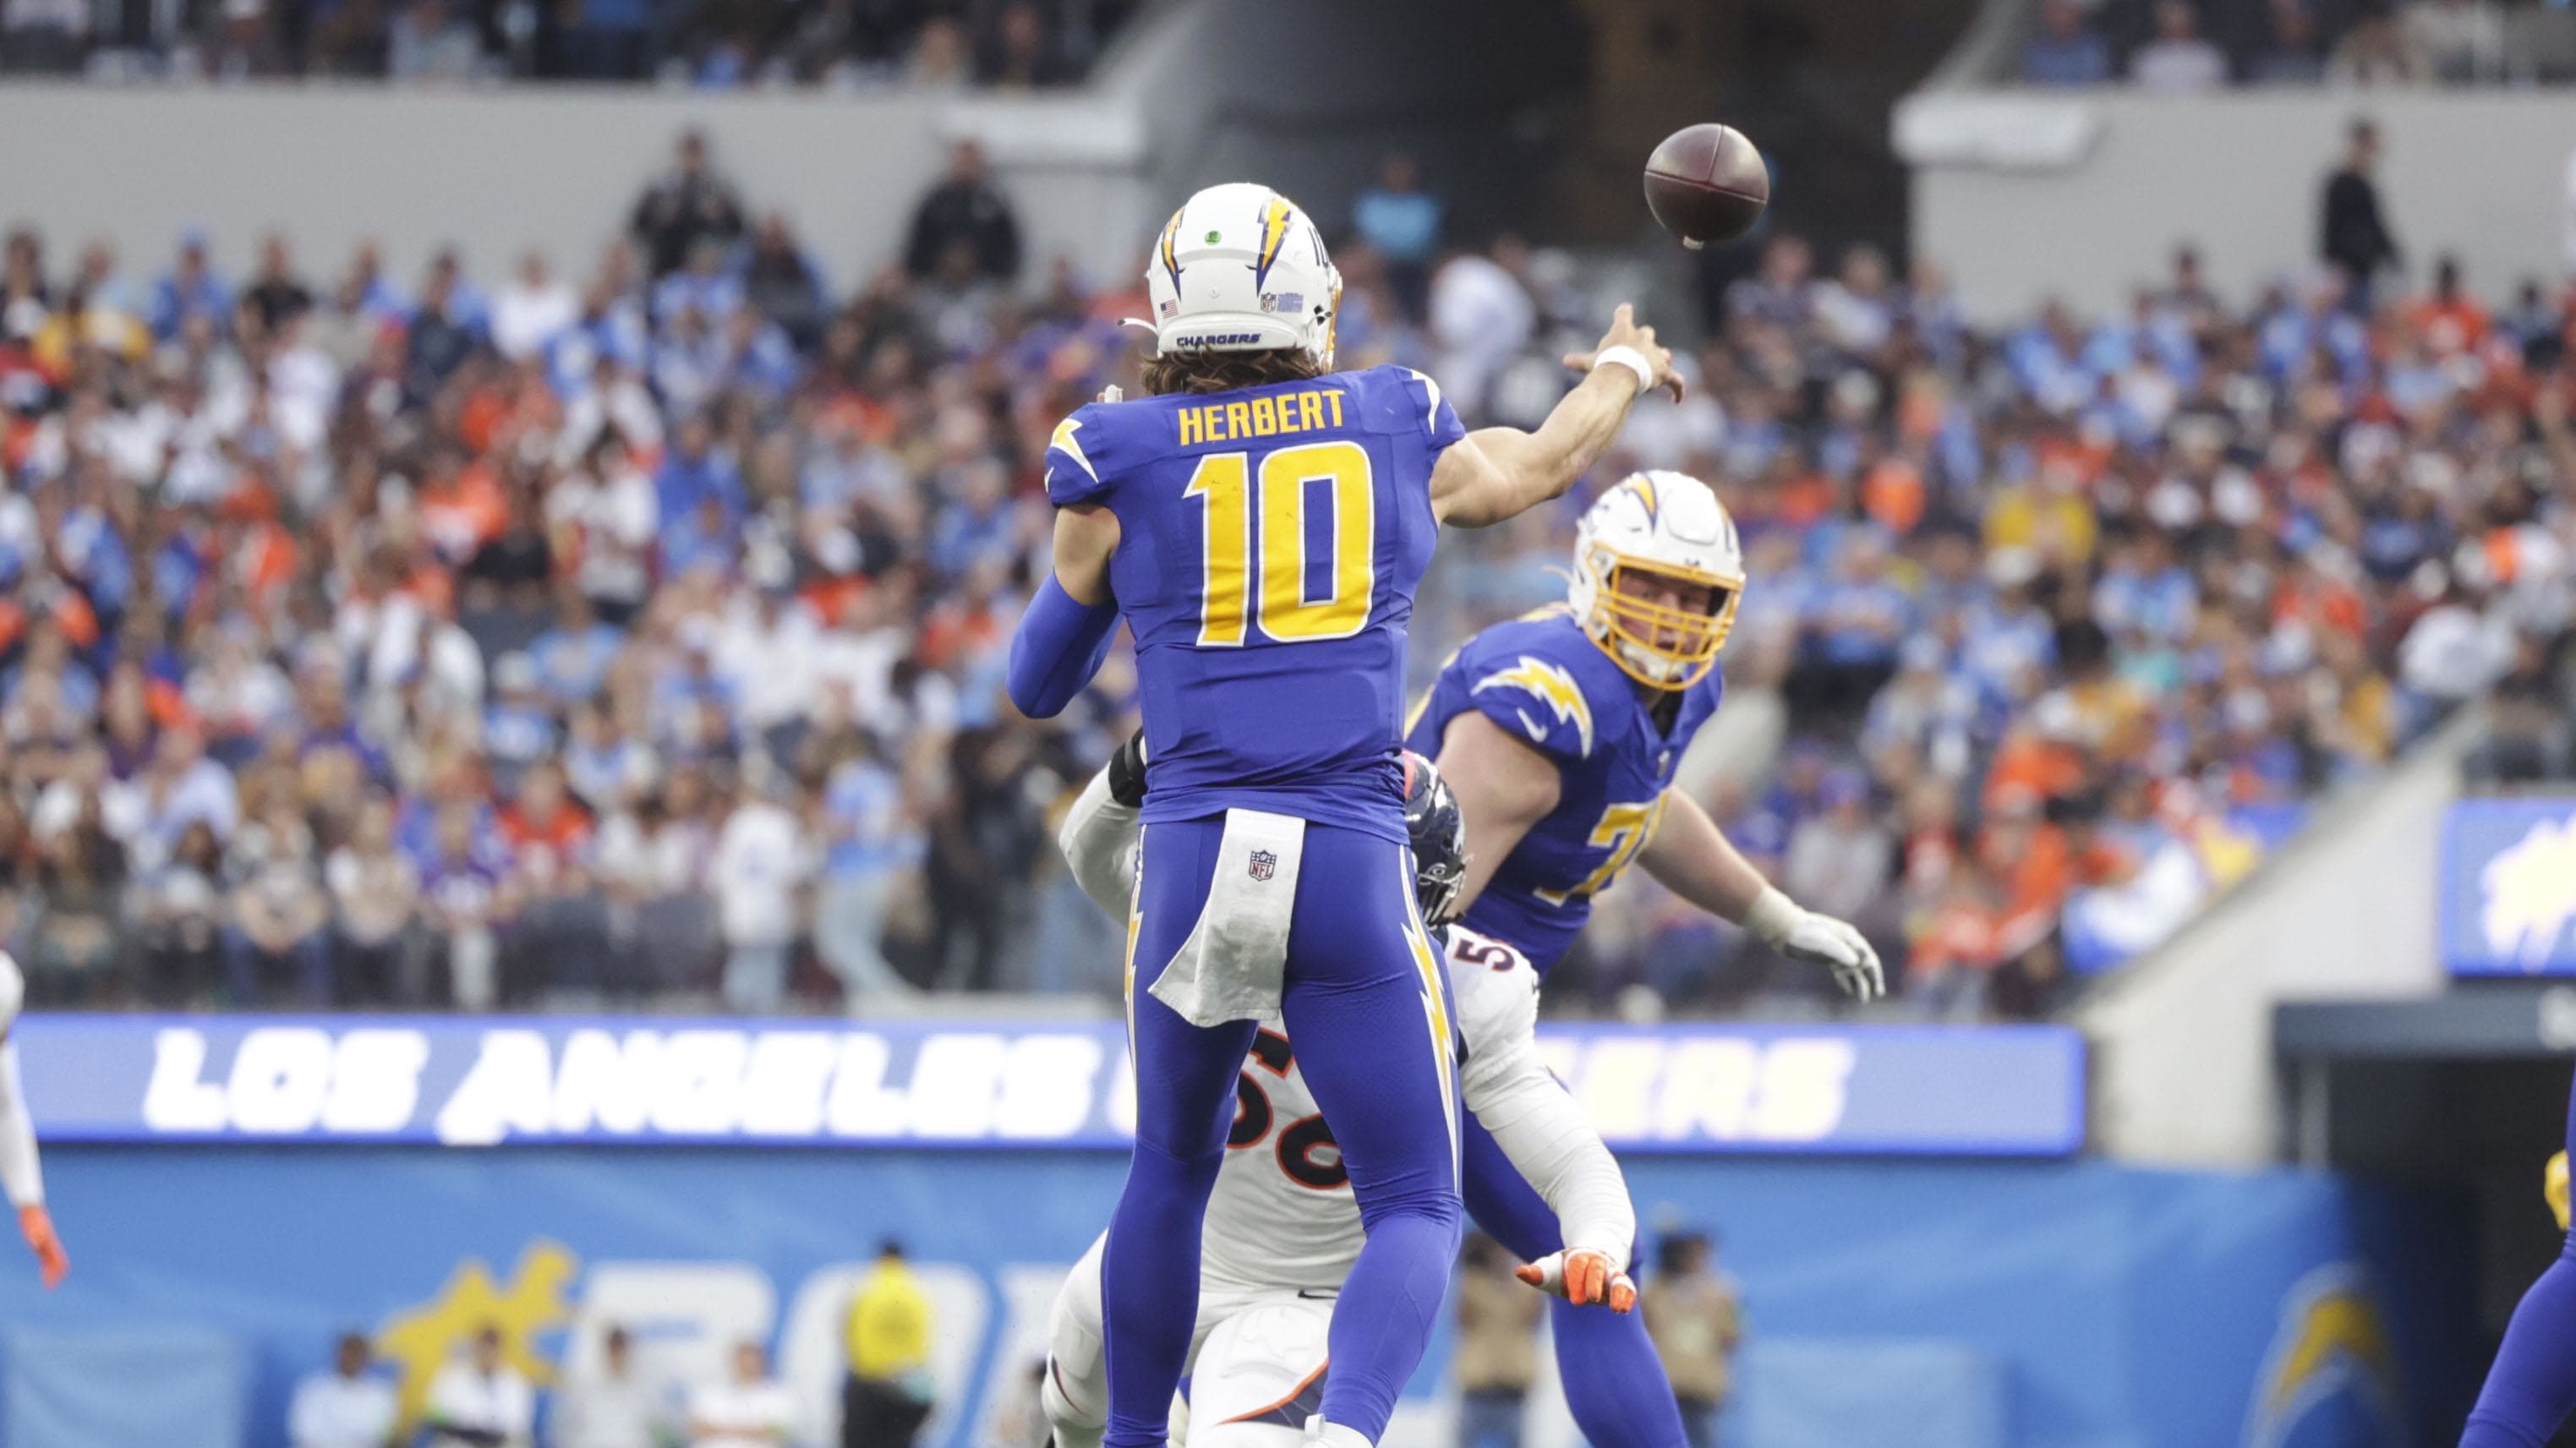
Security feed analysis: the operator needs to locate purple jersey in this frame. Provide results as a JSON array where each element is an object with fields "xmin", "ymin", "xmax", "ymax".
[
  {"xmin": 1404, "ymin": 606, "xmax": 1726, "ymax": 971},
  {"xmin": 1045, "ymin": 365, "xmax": 1461, "ymax": 841}
]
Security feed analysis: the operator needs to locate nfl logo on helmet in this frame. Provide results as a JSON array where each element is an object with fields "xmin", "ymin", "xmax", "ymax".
[{"xmin": 1247, "ymin": 850, "xmax": 1277, "ymax": 882}]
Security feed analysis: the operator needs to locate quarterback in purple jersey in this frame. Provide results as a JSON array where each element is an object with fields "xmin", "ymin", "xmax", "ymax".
[
  {"xmin": 1006, "ymin": 181, "xmax": 1683, "ymax": 1448},
  {"xmin": 1405, "ymin": 468, "xmax": 1884, "ymax": 1448}
]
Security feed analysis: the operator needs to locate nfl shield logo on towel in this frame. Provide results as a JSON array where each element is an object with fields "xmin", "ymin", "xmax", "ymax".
[{"xmin": 1247, "ymin": 850, "xmax": 1277, "ymax": 882}]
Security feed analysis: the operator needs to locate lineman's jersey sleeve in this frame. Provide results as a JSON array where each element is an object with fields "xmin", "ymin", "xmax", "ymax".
[
  {"xmin": 1055, "ymin": 763, "xmax": 1140, "ymax": 918},
  {"xmin": 1043, "ymin": 403, "xmax": 1118, "ymax": 508},
  {"xmin": 1452, "ymin": 624, "xmax": 1610, "ymax": 766},
  {"xmin": 1447, "ymin": 926, "xmax": 1635, "ymax": 1261}
]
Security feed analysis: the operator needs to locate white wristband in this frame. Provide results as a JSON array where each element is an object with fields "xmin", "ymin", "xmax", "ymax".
[{"xmin": 1592, "ymin": 345, "xmax": 1656, "ymax": 398}]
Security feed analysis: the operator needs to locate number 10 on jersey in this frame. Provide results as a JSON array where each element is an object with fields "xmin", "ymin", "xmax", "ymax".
[{"xmin": 1188, "ymin": 440, "xmax": 1376, "ymax": 646}]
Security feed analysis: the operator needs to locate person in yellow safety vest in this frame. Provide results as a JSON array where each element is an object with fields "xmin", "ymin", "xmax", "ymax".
[{"xmin": 843, "ymin": 1239, "xmax": 935, "ymax": 1448}]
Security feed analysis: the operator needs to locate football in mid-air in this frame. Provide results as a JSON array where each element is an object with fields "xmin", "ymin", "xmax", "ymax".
[{"xmin": 1643, "ymin": 123, "xmax": 1769, "ymax": 249}]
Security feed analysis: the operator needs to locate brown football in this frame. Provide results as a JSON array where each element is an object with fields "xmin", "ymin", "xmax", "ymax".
[{"xmin": 1643, "ymin": 123, "xmax": 1769, "ymax": 249}]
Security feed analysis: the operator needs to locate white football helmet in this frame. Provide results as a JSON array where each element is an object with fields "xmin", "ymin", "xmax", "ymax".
[
  {"xmin": 1143, "ymin": 183, "xmax": 1342, "ymax": 368},
  {"xmin": 1568, "ymin": 471, "xmax": 1746, "ymax": 688}
]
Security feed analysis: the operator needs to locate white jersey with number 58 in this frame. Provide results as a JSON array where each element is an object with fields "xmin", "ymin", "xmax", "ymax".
[{"xmin": 1196, "ymin": 925, "xmax": 1541, "ymax": 1295}]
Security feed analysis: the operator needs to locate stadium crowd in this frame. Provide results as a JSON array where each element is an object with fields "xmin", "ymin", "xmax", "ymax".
[
  {"xmin": 2022, "ymin": 0, "xmax": 2551, "ymax": 89},
  {"xmin": 0, "ymin": 0, "xmax": 1132, "ymax": 86},
  {"xmin": 0, "ymin": 132, "xmax": 2568, "ymax": 1021}
]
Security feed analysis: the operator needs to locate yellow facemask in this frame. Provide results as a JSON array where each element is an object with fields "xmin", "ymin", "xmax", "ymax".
[{"xmin": 1586, "ymin": 551, "xmax": 1744, "ymax": 690}]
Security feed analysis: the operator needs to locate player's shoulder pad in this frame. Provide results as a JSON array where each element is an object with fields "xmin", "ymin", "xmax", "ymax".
[
  {"xmin": 1447, "ymin": 930, "xmax": 1540, "ymax": 1063},
  {"xmin": 1347, "ymin": 364, "xmax": 1466, "ymax": 452},
  {"xmin": 1043, "ymin": 401, "xmax": 1120, "ymax": 508},
  {"xmin": 1455, "ymin": 610, "xmax": 1623, "ymax": 762}
]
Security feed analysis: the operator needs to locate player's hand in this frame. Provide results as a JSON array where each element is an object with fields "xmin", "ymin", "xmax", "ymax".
[
  {"xmin": 19, "ymin": 1205, "xmax": 65, "ymax": 1289},
  {"xmin": 1107, "ymin": 729, "xmax": 1148, "ymax": 808},
  {"xmin": 1514, "ymin": 1249, "xmax": 1636, "ymax": 1313},
  {"xmin": 1747, "ymin": 888, "xmax": 1884, "ymax": 1003},
  {"xmin": 1779, "ymin": 912, "xmax": 1885, "ymax": 1003},
  {"xmin": 1563, "ymin": 305, "xmax": 1683, "ymax": 402}
]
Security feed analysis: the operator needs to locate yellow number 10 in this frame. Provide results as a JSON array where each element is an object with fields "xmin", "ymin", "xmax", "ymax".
[{"xmin": 1185, "ymin": 440, "xmax": 1376, "ymax": 647}]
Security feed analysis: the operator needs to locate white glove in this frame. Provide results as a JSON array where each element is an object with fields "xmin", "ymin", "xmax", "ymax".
[{"xmin": 1744, "ymin": 886, "xmax": 1885, "ymax": 1003}]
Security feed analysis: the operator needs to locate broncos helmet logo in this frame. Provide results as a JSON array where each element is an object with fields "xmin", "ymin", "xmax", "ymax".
[{"xmin": 1471, "ymin": 657, "xmax": 1594, "ymax": 758}]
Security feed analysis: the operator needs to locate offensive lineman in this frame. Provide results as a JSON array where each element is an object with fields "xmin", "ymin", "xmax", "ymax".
[
  {"xmin": 1007, "ymin": 182, "xmax": 1682, "ymax": 1448},
  {"xmin": 1042, "ymin": 746, "xmax": 1637, "ymax": 1448},
  {"xmin": 1403, "ymin": 471, "xmax": 1881, "ymax": 1448}
]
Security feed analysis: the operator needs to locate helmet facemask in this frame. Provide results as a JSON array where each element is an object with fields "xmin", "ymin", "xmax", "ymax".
[{"xmin": 1583, "ymin": 549, "xmax": 1743, "ymax": 689}]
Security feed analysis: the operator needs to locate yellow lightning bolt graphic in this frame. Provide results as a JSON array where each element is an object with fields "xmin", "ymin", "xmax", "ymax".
[{"xmin": 1471, "ymin": 656, "xmax": 1594, "ymax": 757}]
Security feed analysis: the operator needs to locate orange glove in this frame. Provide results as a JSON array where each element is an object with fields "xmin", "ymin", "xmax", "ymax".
[
  {"xmin": 1513, "ymin": 1249, "xmax": 1635, "ymax": 1314},
  {"xmin": 19, "ymin": 1205, "xmax": 65, "ymax": 1289}
]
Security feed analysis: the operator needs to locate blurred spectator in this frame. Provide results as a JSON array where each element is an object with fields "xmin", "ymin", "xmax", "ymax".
[
  {"xmin": 844, "ymin": 1240, "xmax": 934, "ymax": 1448},
  {"xmin": 425, "ymin": 1327, "xmax": 535, "ymax": 1448},
  {"xmin": 554, "ymin": 1325, "xmax": 662, "ymax": 1448},
  {"xmin": 812, "ymin": 729, "xmax": 918, "ymax": 1004},
  {"xmin": 498, "ymin": 760, "xmax": 609, "ymax": 999},
  {"xmin": 388, "ymin": 0, "xmax": 480, "ymax": 79},
  {"xmin": 1643, "ymin": 1232, "xmax": 1742, "ymax": 1448},
  {"xmin": 245, "ymin": 234, "xmax": 314, "ymax": 333},
  {"xmin": 2404, "ymin": 0, "xmax": 2504, "ymax": 83},
  {"xmin": 227, "ymin": 796, "xmax": 332, "ymax": 1005},
  {"xmin": 1430, "ymin": 234, "xmax": 1537, "ymax": 420},
  {"xmin": 923, "ymin": 726, "xmax": 1047, "ymax": 991},
  {"xmin": 976, "ymin": 1, "xmax": 1064, "ymax": 87},
  {"xmin": 2249, "ymin": 0, "xmax": 2325, "ymax": 82},
  {"xmin": 2129, "ymin": 1, "xmax": 2228, "ymax": 91},
  {"xmin": 743, "ymin": 216, "xmax": 829, "ymax": 351},
  {"xmin": 632, "ymin": 130, "xmax": 748, "ymax": 280},
  {"xmin": 688, "ymin": 1340, "xmax": 792, "ymax": 1448},
  {"xmin": 1452, "ymin": 1233, "xmax": 1541, "ymax": 1448},
  {"xmin": 135, "ymin": 820, "xmax": 227, "ymax": 1006},
  {"xmin": 903, "ymin": 142, "xmax": 1022, "ymax": 284},
  {"xmin": 1353, "ymin": 153, "xmax": 1444, "ymax": 323},
  {"xmin": 25, "ymin": 794, "xmax": 127, "ymax": 1003},
  {"xmin": 288, "ymin": 1331, "xmax": 398, "ymax": 1448},
  {"xmin": 709, "ymin": 766, "xmax": 807, "ymax": 1012},
  {"xmin": 419, "ymin": 799, "xmax": 514, "ymax": 1009},
  {"xmin": 2327, "ymin": 7, "xmax": 2428, "ymax": 83},
  {"xmin": 1, "ymin": 0, "xmax": 87, "ymax": 70},
  {"xmin": 1784, "ymin": 769, "xmax": 1895, "ymax": 947},
  {"xmin": 150, "ymin": 231, "xmax": 232, "ymax": 341},
  {"xmin": 905, "ymin": 14, "xmax": 969, "ymax": 87},
  {"xmin": 328, "ymin": 795, "xmax": 421, "ymax": 1006},
  {"xmin": 2319, "ymin": 120, "xmax": 2402, "ymax": 309},
  {"xmin": 493, "ymin": 252, "xmax": 579, "ymax": 362},
  {"xmin": 2021, "ymin": 0, "xmax": 2110, "ymax": 84}
]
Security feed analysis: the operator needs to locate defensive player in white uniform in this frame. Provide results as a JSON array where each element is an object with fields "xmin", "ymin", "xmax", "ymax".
[
  {"xmin": 1043, "ymin": 749, "xmax": 1637, "ymax": 1448},
  {"xmin": 0, "ymin": 951, "xmax": 67, "ymax": 1288}
]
